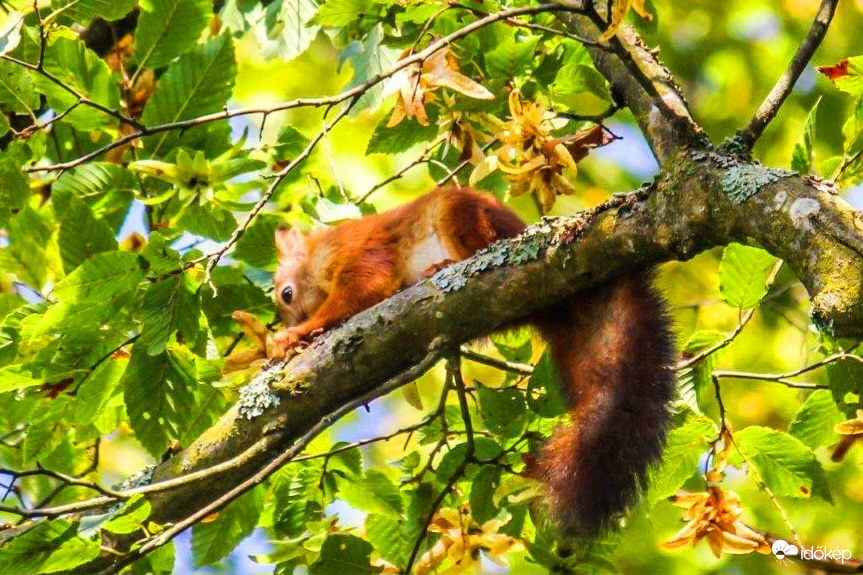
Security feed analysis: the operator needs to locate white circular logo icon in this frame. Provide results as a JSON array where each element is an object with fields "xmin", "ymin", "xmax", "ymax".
[{"xmin": 771, "ymin": 539, "xmax": 799, "ymax": 560}]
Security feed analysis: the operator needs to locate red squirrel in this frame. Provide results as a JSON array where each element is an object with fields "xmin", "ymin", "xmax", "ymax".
[{"xmin": 272, "ymin": 186, "xmax": 675, "ymax": 537}]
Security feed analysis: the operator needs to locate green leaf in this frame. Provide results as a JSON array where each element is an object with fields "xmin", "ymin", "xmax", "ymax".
[
  {"xmin": 0, "ymin": 206, "xmax": 57, "ymax": 289},
  {"xmin": 327, "ymin": 442, "xmax": 363, "ymax": 478},
  {"xmin": 485, "ymin": 32, "xmax": 539, "ymax": 78},
  {"xmin": 718, "ymin": 243, "xmax": 777, "ymax": 309},
  {"xmin": 470, "ymin": 465, "xmax": 501, "ymax": 523},
  {"xmin": 366, "ymin": 113, "xmax": 438, "ymax": 155},
  {"xmin": 271, "ymin": 466, "xmax": 323, "ymax": 537},
  {"xmin": 789, "ymin": 389, "xmax": 845, "ymax": 450},
  {"xmin": 526, "ymin": 349, "xmax": 565, "ymax": 417},
  {"xmin": 53, "ymin": 163, "xmax": 136, "ymax": 231},
  {"xmin": 53, "ymin": 162, "xmax": 137, "ymax": 197},
  {"xmin": 123, "ymin": 343, "xmax": 197, "ymax": 456},
  {"xmin": 309, "ymin": 534, "xmax": 379, "ymax": 575},
  {"xmin": 551, "ymin": 63, "xmax": 611, "ymax": 99},
  {"xmin": 175, "ymin": 204, "xmax": 237, "ymax": 241},
  {"xmin": 338, "ymin": 25, "xmax": 394, "ymax": 114},
  {"xmin": 103, "ymin": 495, "xmax": 152, "ymax": 535},
  {"xmin": 52, "ymin": 188, "xmax": 118, "ymax": 273},
  {"xmin": 842, "ymin": 97, "xmax": 863, "ymax": 161},
  {"xmin": 491, "ymin": 329, "xmax": 532, "ymax": 363},
  {"xmin": 647, "ymin": 414, "xmax": 716, "ymax": 507},
  {"xmin": 364, "ymin": 514, "xmax": 404, "ymax": 565},
  {"xmin": 313, "ymin": 196, "xmax": 362, "ymax": 224},
  {"xmin": 36, "ymin": 36, "xmax": 121, "ymax": 130},
  {"xmin": 827, "ymin": 355, "xmax": 863, "ymax": 416},
  {"xmin": 192, "ymin": 487, "xmax": 264, "ymax": 567},
  {"xmin": 34, "ymin": 251, "xmax": 143, "ymax": 338},
  {"xmin": 0, "ymin": 520, "xmax": 101, "ymax": 575},
  {"xmin": 0, "ymin": 153, "xmax": 29, "ymax": 228},
  {"xmin": 791, "ymin": 98, "xmax": 819, "ymax": 174},
  {"xmin": 233, "ymin": 214, "xmax": 280, "ymax": 269},
  {"xmin": 52, "ymin": 250, "xmax": 141, "ymax": 302},
  {"xmin": 403, "ymin": 483, "xmax": 434, "ymax": 548},
  {"xmin": 263, "ymin": 0, "xmax": 320, "ymax": 62},
  {"xmin": 732, "ymin": 426, "xmax": 832, "ymax": 502},
  {"xmin": 311, "ymin": 0, "xmax": 373, "ymax": 27},
  {"xmin": 436, "ymin": 438, "xmax": 501, "ymax": 482},
  {"xmin": 0, "ymin": 12, "xmax": 23, "ymax": 57},
  {"xmin": 135, "ymin": 0, "xmax": 212, "ymax": 70},
  {"xmin": 271, "ymin": 125, "xmax": 311, "ymax": 161},
  {"xmin": 477, "ymin": 382, "xmax": 527, "ymax": 438},
  {"xmin": 676, "ymin": 330, "xmax": 725, "ymax": 413},
  {"xmin": 50, "ymin": 0, "xmax": 137, "ymax": 22},
  {"xmin": 72, "ymin": 355, "xmax": 128, "ymax": 425},
  {"xmin": 0, "ymin": 60, "xmax": 38, "ymax": 114},
  {"xmin": 138, "ymin": 274, "xmax": 201, "ymax": 356},
  {"xmin": 22, "ymin": 406, "xmax": 69, "ymax": 464},
  {"xmin": 141, "ymin": 34, "xmax": 237, "ymax": 156},
  {"xmin": 0, "ymin": 365, "xmax": 43, "ymax": 393},
  {"xmin": 338, "ymin": 470, "xmax": 403, "ymax": 520},
  {"xmin": 130, "ymin": 543, "xmax": 175, "ymax": 575}
]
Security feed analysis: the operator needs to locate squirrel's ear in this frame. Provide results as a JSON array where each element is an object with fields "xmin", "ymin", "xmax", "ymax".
[{"xmin": 275, "ymin": 227, "xmax": 308, "ymax": 258}]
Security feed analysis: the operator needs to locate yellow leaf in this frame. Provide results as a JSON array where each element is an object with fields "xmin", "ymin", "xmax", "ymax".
[
  {"xmin": 632, "ymin": 0, "xmax": 653, "ymax": 20},
  {"xmin": 599, "ymin": 0, "xmax": 633, "ymax": 42},
  {"xmin": 402, "ymin": 381, "xmax": 424, "ymax": 410}
]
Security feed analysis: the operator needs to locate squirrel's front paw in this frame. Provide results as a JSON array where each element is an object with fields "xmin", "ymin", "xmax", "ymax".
[{"xmin": 270, "ymin": 327, "xmax": 305, "ymax": 359}]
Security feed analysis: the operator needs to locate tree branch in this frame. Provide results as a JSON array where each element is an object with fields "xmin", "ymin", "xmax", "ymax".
[
  {"xmin": 553, "ymin": 11, "xmax": 703, "ymax": 165},
  {"xmin": 735, "ymin": 0, "xmax": 839, "ymax": 150}
]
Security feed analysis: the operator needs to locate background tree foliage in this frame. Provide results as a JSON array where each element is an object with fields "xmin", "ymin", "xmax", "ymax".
[{"xmin": 0, "ymin": 0, "xmax": 862, "ymax": 574}]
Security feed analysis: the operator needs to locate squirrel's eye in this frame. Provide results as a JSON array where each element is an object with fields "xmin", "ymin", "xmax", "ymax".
[{"xmin": 280, "ymin": 286, "xmax": 293, "ymax": 304}]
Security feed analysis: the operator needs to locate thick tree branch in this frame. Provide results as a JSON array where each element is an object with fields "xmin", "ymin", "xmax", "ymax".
[{"xmin": 553, "ymin": 11, "xmax": 703, "ymax": 164}]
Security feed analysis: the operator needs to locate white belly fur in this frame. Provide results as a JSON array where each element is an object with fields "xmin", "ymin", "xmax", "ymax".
[{"xmin": 403, "ymin": 233, "xmax": 457, "ymax": 285}]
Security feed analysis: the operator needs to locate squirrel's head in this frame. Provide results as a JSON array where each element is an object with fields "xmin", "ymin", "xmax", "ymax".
[{"xmin": 274, "ymin": 227, "xmax": 321, "ymax": 327}]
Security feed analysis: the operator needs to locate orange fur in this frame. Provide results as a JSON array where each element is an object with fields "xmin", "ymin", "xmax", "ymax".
[{"xmin": 272, "ymin": 186, "xmax": 675, "ymax": 537}]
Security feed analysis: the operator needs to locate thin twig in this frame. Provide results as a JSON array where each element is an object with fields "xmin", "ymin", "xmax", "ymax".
[
  {"xmin": 459, "ymin": 346, "xmax": 534, "ymax": 375},
  {"xmin": 713, "ymin": 371, "xmax": 827, "ymax": 389},
  {"xmin": 0, "ymin": 466, "xmax": 122, "ymax": 500},
  {"xmin": 435, "ymin": 138, "xmax": 498, "ymax": 187},
  {"xmin": 504, "ymin": 17, "xmax": 598, "ymax": 46},
  {"xmin": 201, "ymin": 99, "xmax": 357, "ymax": 292},
  {"xmin": 677, "ymin": 308, "xmax": 755, "ymax": 371},
  {"xmin": 25, "ymin": 3, "xmax": 585, "ymax": 174},
  {"xmin": 404, "ymin": 354, "xmax": 474, "ymax": 575},
  {"xmin": 712, "ymin": 347, "xmax": 862, "ymax": 389},
  {"xmin": 0, "ymin": 55, "xmax": 143, "ymax": 129},
  {"xmin": 736, "ymin": 0, "xmax": 838, "ymax": 149},
  {"xmin": 356, "ymin": 136, "xmax": 447, "ymax": 204},
  {"xmin": 556, "ymin": 102, "xmax": 621, "ymax": 124}
]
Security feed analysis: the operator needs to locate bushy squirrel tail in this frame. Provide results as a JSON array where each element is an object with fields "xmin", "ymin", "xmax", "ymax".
[{"xmin": 534, "ymin": 273, "xmax": 676, "ymax": 537}]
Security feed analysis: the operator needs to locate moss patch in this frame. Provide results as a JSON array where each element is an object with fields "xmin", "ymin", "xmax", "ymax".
[
  {"xmin": 720, "ymin": 163, "xmax": 795, "ymax": 203},
  {"xmin": 237, "ymin": 367, "xmax": 284, "ymax": 419}
]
